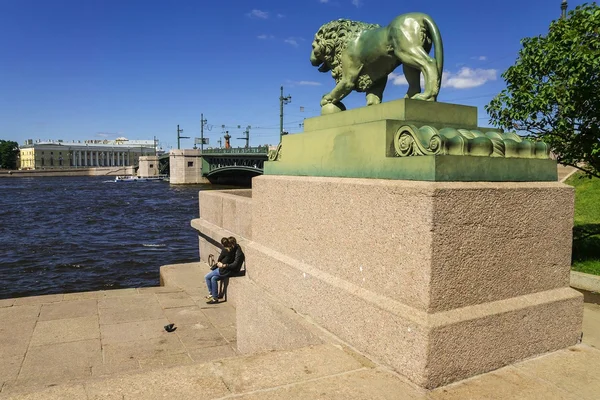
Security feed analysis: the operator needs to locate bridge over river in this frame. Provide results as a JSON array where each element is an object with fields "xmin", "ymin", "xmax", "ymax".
[{"xmin": 158, "ymin": 146, "xmax": 270, "ymax": 186}]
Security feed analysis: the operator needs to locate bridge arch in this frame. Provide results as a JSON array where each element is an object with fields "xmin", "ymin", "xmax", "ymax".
[
  {"xmin": 204, "ymin": 165, "xmax": 263, "ymax": 186},
  {"xmin": 205, "ymin": 165, "xmax": 263, "ymax": 177}
]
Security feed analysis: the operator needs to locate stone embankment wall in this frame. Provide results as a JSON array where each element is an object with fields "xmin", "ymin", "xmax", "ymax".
[
  {"xmin": 0, "ymin": 166, "xmax": 134, "ymax": 178},
  {"xmin": 191, "ymin": 189, "xmax": 252, "ymax": 264}
]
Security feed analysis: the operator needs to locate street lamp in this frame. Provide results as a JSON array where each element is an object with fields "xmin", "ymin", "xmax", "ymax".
[
  {"xmin": 279, "ymin": 86, "xmax": 292, "ymax": 142},
  {"xmin": 177, "ymin": 124, "xmax": 189, "ymax": 150},
  {"xmin": 561, "ymin": 0, "xmax": 568, "ymax": 19}
]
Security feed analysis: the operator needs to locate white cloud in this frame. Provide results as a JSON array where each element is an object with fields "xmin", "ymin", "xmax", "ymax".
[
  {"xmin": 247, "ymin": 9, "xmax": 269, "ymax": 19},
  {"xmin": 257, "ymin": 34, "xmax": 274, "ymax": 40},
  {"xmin": 95, "ymin": 132, "xmax": 121, "ymax": 138},
  {"xmin": 388, "ymin": 67, "xmax": 496, "ymax": 89},
  {"xmin": 471, "ymin": 55, "xmax": 487, "ymax": 61},
  {"xmin": 277, "ymin": 13, "xmax": 285, "ymax": 18},
  {"xmin": 320, "ymin": 0, "xmax": 330, "ymax": 3},
  {"xmin": 284, "ymin": 37, "xmax": 304, "ymax": 47},
  {"xmin": 443, "ymin": 67, "xmax": 496, "ymax": 89},
  {"xmin": 296, "ymin": 81, "xmax": 321, "ymax": 86},
  {"xmin": 286, "ymin": 79, "xmax": 322, "ymax": 87},
  {"xmin": 352, "ymin": 0, "xmax": 361, "ymax": 7},
  {"xmin": 388, "ymin": 72, "xmax": 413, "ymax": 86}
]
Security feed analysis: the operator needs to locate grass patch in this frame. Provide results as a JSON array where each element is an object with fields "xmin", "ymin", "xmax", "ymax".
[{"xmin": 565, "ymin": 172, "xmax": 600, "ymax": 275}]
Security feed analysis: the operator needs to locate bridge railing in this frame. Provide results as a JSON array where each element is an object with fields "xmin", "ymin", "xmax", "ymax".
[
  {"xmin": 206, "ymin": 159, "xmax": 265, "ymax": 172},
  {"xmin": 202, "ymin": 146, "xmax": 269, "ymax": 155}
]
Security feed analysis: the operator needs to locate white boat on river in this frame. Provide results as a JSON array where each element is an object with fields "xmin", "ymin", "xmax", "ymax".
[{"xmin": 114, "ymin": 175, "xmax": 169, "ymax": 182}]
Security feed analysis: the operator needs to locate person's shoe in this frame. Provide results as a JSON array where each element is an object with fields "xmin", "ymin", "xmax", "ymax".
[
  {"xmin": 205, "ymin": 294, "xmax": 213, "ymax": 300},
  {"xmin": 206, "ymin": 297, "xmax": 219, "ymax": 304}
]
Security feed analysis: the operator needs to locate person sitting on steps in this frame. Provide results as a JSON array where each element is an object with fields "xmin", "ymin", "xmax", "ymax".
[
  {"xmin": 205, "ymin": 237, "xmax": 234, "ymax": 301},
  {"xmin": 205, "ymin": 236, "xmax": 245, "ymax": 304}
]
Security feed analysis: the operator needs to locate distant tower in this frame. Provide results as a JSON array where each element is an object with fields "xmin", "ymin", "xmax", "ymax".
[
  {"xmin": 224, "ymin": 131, "xmax": 231, "ymax": 149},
  {"xmin": 561, "ymin": 0, "xmax": 568, "ymax": 19}
]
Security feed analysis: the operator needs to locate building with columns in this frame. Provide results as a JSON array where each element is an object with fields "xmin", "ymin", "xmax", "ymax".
[{"xmin": 19, "ymin": 138, "xmax": 157, "ymax": 170}]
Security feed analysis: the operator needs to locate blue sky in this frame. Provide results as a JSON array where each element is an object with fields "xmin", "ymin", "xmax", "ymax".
[{"xmin": 0, "ymin": 0, "xmax": 585, "ymax": 149}]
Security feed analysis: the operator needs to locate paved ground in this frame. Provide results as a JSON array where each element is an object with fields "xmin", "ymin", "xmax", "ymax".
[
  {"xmin": 557, "ymin": 164, "xmax": 578, "ymax": 182},
  {"xmin": 0, "ymin": 262, "xmax": 599, "ymax": 399},
  {"xmin": 0, "ymin": 283, "xmax": 237, "ymax": 397}
]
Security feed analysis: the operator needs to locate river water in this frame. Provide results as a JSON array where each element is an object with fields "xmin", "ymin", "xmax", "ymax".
[{"xmin": 0, "ymin": 176, "xmax": 219, "ymax": 300}]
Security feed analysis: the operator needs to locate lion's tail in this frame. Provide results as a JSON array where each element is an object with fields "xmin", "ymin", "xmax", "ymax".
[{"xmin": 423, "ymin": 15, "xmax": 444, "ymax": 91}]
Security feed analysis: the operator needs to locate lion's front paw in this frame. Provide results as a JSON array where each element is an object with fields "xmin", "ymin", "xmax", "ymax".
[{"xmin": 320, "ymin": 95, "xmax": 333, "ymax": 107}]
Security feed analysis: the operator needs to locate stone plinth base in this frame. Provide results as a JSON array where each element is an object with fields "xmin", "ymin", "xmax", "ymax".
[
  {"xmin": 239, "ymin": 175, "xmax": 583, "ymax": 388},
  {"xmin": 265, "ymin": 99, "xmax": 557, "ymax": 182},
  {"xmin": 266, "ymin": 151, "xmax": 557, "ymax": 182},
  {"xmin": 235, "ymin": 275, "xmax": 325, "ymax": 354},
  {"xmin": 303, "ymin": 98, "xmax": 479, "ymax": 131}
]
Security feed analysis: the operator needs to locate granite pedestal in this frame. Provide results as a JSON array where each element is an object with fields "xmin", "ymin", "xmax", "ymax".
[
  {"xmin": 240, "ymin": 175, "xmax": 582, "ymax": 388},
  {"xmin": 235, "ymin": 99, "xmax": 582, "ymax": 388}
]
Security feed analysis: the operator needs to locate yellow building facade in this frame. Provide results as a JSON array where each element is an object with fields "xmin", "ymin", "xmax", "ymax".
[{"xmin": 19, "ymin": 139, "xmax": 156, "ymax": 170}]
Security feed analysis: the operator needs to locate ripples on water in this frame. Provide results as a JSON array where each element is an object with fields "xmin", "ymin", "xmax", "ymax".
[{"xmin": 0, "ymin": 177, "xmax": 222, "ymax": 299}]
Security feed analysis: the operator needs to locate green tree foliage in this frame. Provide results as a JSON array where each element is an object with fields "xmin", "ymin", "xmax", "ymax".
[
  {"xmin": 0, "ymin": 140, "xmax": 19, "ymax": 170},
  {"xmin": 486, "ymin": 2, "xmax": 600, "ymax": 178}
]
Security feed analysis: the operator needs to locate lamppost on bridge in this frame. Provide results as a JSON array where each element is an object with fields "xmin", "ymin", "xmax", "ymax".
[
  {"xmin": 200, "ymin": 114, "xmax": 208, "ymax": 153},
  {"xmin": 177, "ymin": 124, "xmax": 189, "ymax": 150},
  {"xmin": 237, "ymin": 126, "xmax": 251, "ymax": 148},
  {"xmin": 279, "ymin": 86, "xmax": 292, "ymax": 143}
]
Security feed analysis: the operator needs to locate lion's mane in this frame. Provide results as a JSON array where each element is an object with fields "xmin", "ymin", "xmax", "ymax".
[{"xmin": 312, "ymin": 19, "xmax": 381, "ymax": 90}]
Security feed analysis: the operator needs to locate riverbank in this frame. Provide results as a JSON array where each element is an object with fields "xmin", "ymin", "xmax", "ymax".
[{"xmin": 0, "ymin": 166, "xmax": 135, "ymax": 178}]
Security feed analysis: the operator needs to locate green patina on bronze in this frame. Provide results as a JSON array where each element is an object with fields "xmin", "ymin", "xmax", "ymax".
[
  {"xmin": 310, "ymin": 13, "xmax": 443, "ymax": 115},
  {"xmin": 265, "ymin": 99, "xmax": 556, "ymax": 182},
  {"xmin": 265, "ymin": 155, "xmax": 557, "ymax": 182},
  {"xmin": 393, "ymin": 125, "xmax": 551, "ymax": 159}
]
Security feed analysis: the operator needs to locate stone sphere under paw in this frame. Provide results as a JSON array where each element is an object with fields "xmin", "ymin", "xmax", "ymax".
[{"xmin": 321, "ymin": 102, "xmax": 346, "ymax": 115}]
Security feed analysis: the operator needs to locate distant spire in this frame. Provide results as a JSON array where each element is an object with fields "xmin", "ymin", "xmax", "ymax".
[{"xmin": 561, "ymin": 0, "xmax": 568, "ymax": 19}]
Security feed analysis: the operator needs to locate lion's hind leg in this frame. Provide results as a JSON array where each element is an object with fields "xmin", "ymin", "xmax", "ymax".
[
  {"xmin": 396, "ymin": 46, "xmax": 439, "ymax": 101},
  {"xmin": 402, "ymin": 65, "xmax": 421, "ymax": 99}
]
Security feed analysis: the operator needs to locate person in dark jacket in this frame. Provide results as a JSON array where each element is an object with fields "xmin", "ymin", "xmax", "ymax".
[
  {"xmin": 204, "ymin": 237, "xmax": 245, "ymax": 304},
  {"xmin": 218, "ymin": 237, "xmax": 245, "ymax": 277},
  {"xmin": 210, "ymin": 237, "xmax": 233, "ymax": 270}
]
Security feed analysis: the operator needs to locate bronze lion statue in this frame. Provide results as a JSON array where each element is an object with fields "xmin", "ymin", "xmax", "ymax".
[{"xmin": 310, "ymin": 13, "xmax": 444, "ymax": 114}]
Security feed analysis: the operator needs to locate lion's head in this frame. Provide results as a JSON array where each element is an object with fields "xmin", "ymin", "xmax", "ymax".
[{"xmin": 310, "ymin": 19, "xmax": 380, "ymax": 83}]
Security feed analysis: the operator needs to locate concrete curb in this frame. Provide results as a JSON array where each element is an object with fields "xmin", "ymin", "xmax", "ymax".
[
  {"xmin": 570, "ymin": 270, "xmax": 600, "ymax": 293},
  {"xmin": 560, "ymin": 167, "xmax": 580, "ymax": 183}
]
